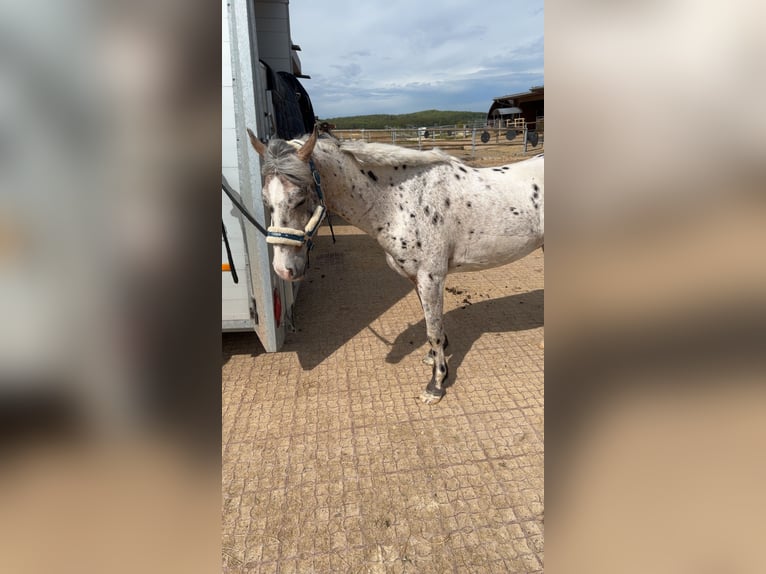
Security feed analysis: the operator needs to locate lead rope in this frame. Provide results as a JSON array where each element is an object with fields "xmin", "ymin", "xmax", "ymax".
[
  {"xmin": 221, "ymin": 220, "xmax": 239, "ymax": 283},
  {"xmin": 222, "ymin": 175, "xmax": 268, "ymax": 237},
  {"xmin": 308, "ymin": 158, "xmax": 335, "ymax": 244}
]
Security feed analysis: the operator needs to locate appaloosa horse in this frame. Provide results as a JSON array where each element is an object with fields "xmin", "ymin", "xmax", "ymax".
[{"xmin": 247, "ymin": 125, "xmax": 543, "ymax": 403}]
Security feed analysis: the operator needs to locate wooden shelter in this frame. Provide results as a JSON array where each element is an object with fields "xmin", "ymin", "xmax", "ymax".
[{"xmin": 487, "ymin": 86, "xmax": 544, "ymax": 131}]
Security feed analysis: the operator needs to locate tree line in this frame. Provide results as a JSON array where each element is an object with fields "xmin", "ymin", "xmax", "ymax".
[{"xmin": 322, "ymin": 110, "xmax": 487, "ymax": 129}]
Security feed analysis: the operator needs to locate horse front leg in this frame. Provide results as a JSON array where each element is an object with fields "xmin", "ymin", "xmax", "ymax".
[
  {"xmin": 423, "ymin": 333, "xmax": 449, "ymax": 366},
  {"xmin": 415, "ymin": 271, "xmax": 449, "ymax": 404},
  {"xmin": 413, "ymin": 287, "xmax": 449, "ymax": 366}
]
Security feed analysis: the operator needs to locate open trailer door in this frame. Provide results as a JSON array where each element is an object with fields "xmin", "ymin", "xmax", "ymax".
[{"xmin": 222, "ymin": 0, "xmax": 311, "ymax": 351}]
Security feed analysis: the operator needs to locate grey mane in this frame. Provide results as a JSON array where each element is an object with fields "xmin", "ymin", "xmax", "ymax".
[
  {"xmin": 261, "ymin": 139, "xmax": 313, "ymax": 188},
  {"xmin": 338, "ymin": 140, "xmax": 452, "ymax": 167},
  {"xmin": 261, "ymin": 135, "xmax": 453, "ymax": 184}
]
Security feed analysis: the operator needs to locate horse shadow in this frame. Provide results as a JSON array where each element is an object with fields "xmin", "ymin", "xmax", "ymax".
[
  {"xmin": 385, "ymin": 289, "xmax": 544, "ymax": 388},
  {"xmin": 223, "ymin": 224, "xmax": 543, "ymax": 386},
  {"xmin": 283, "ymin": 230, "xmax": 413, "ymax": 370},
  {"xmin": 221, "ymin": 226, "xmax": 413, "ymax": 371}
]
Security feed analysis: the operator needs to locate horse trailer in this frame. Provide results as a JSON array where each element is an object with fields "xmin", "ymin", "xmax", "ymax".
[{"xmin": 222, "ymin": 0, "xmax": 314, "ymax": 351}]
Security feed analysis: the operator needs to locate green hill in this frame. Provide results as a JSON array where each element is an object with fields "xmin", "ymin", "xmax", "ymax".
[{"xmin": 322, "ymin": 110, "xmax": 487, "ymax": 129}]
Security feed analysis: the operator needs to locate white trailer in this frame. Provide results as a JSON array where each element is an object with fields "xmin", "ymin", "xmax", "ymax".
[{"xmin": 222, "ymin": 0, "xmax": 307, "ymax": 351}]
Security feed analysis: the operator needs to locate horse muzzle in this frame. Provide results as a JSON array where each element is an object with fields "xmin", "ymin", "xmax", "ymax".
[{"xmin": 275, "ymin": 267, "xmax": 304, "ymax": 281}]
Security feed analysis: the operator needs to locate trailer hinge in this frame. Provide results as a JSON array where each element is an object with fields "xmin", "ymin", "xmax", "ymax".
[{"xmin": 250, "ymin": 298, "xmax": 258, "ymax": 325}]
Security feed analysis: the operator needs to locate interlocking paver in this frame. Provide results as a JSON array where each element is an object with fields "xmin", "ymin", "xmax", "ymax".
[{"xmin": 223, "ymin": 219, "xmax": 544, "ymax": 573}]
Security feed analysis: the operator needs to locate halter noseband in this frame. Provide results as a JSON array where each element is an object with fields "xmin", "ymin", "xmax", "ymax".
[{"xmin": 266, "ymin": 158, "xmax": 328, "ymax": 249}]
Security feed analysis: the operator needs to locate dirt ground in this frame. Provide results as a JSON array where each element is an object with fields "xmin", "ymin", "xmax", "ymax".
[
  {"xmin": 222, "ymin": 148, "xmax": 544, "ymax": 572},
  {"xmin": 332, "ymin": 130, "xmax": 544, "ymax": 169},
  {"xmin": 459, "ymin": 143, "xmax": 543, "ymax": 168}
]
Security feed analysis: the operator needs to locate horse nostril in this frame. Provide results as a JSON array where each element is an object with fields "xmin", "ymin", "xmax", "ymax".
[{"xmin": 284, "ymin": 266, "xmax": 295, "ymax": 278}]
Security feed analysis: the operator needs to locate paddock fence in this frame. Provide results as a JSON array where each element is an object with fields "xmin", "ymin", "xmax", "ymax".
[{"xmin": 330, "ymin": 121, "xmax": 544, "ymax": 158}]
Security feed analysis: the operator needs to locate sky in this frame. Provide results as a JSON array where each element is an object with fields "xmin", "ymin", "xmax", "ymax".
[{"xmin": 288, "ymin": 0, "xmax": 543, "ymax": 118}]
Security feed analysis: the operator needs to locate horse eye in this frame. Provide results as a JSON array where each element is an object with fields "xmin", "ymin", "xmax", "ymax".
[{"xmin": 295, "ymin": 198, "xmax": 307, "ymax": 208}]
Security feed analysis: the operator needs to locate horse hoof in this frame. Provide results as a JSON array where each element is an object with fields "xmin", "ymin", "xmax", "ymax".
[{"xmin": 420, "ymin": 388, "xmax": 445, "ymax": 405}]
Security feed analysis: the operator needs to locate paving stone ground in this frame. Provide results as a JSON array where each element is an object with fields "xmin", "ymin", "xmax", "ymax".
[{"xmin": 223, "ymin": 221, "xmax": 544, "ymax": 573}]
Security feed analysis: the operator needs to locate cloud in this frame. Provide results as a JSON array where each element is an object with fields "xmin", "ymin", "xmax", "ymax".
[
  {"xmin": 289, "ymin": 0, "xmax": 543, "ymax": 117},
  {"xmin": 346, "ymin": 49, "xmax": 371, "ymax": 58},
  {"xmin": 330, "ymin": 62, "xmax": 363, "ymax": 78}
]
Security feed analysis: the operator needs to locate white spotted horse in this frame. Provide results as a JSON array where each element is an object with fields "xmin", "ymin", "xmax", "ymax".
[{"xmin": 247, "ymin": 124, "xmax": 544, "ymax": 404}]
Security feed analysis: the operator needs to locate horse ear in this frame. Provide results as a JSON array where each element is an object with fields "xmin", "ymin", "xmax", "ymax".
[
  {"xmin": 247, "ymin": 128, "xmax": 267, "ymax": 157},
  {"xmin": 296, "ymin": 124, "xmax": 319, "ymax": 162}
]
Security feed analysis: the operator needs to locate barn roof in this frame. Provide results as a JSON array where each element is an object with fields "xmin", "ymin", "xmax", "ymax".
[{"xmin": 492, "ymin": 85, "xmax": 544, "ymax": 102}]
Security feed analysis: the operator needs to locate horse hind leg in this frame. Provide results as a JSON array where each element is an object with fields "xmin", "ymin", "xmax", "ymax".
[{"xmin": 415, "ymin": 271, "xmax": 449, "ymax": 404}]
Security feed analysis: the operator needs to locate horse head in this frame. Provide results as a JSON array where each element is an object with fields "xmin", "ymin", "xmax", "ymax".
[{"xmin": 247, "ymin": 126, "xmax": 322, "ymax": 281}]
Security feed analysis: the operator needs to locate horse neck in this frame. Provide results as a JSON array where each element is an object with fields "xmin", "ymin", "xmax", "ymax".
[{"xmin": 312, "ymin": 145, "xmax": 387, "ymax": 235}]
